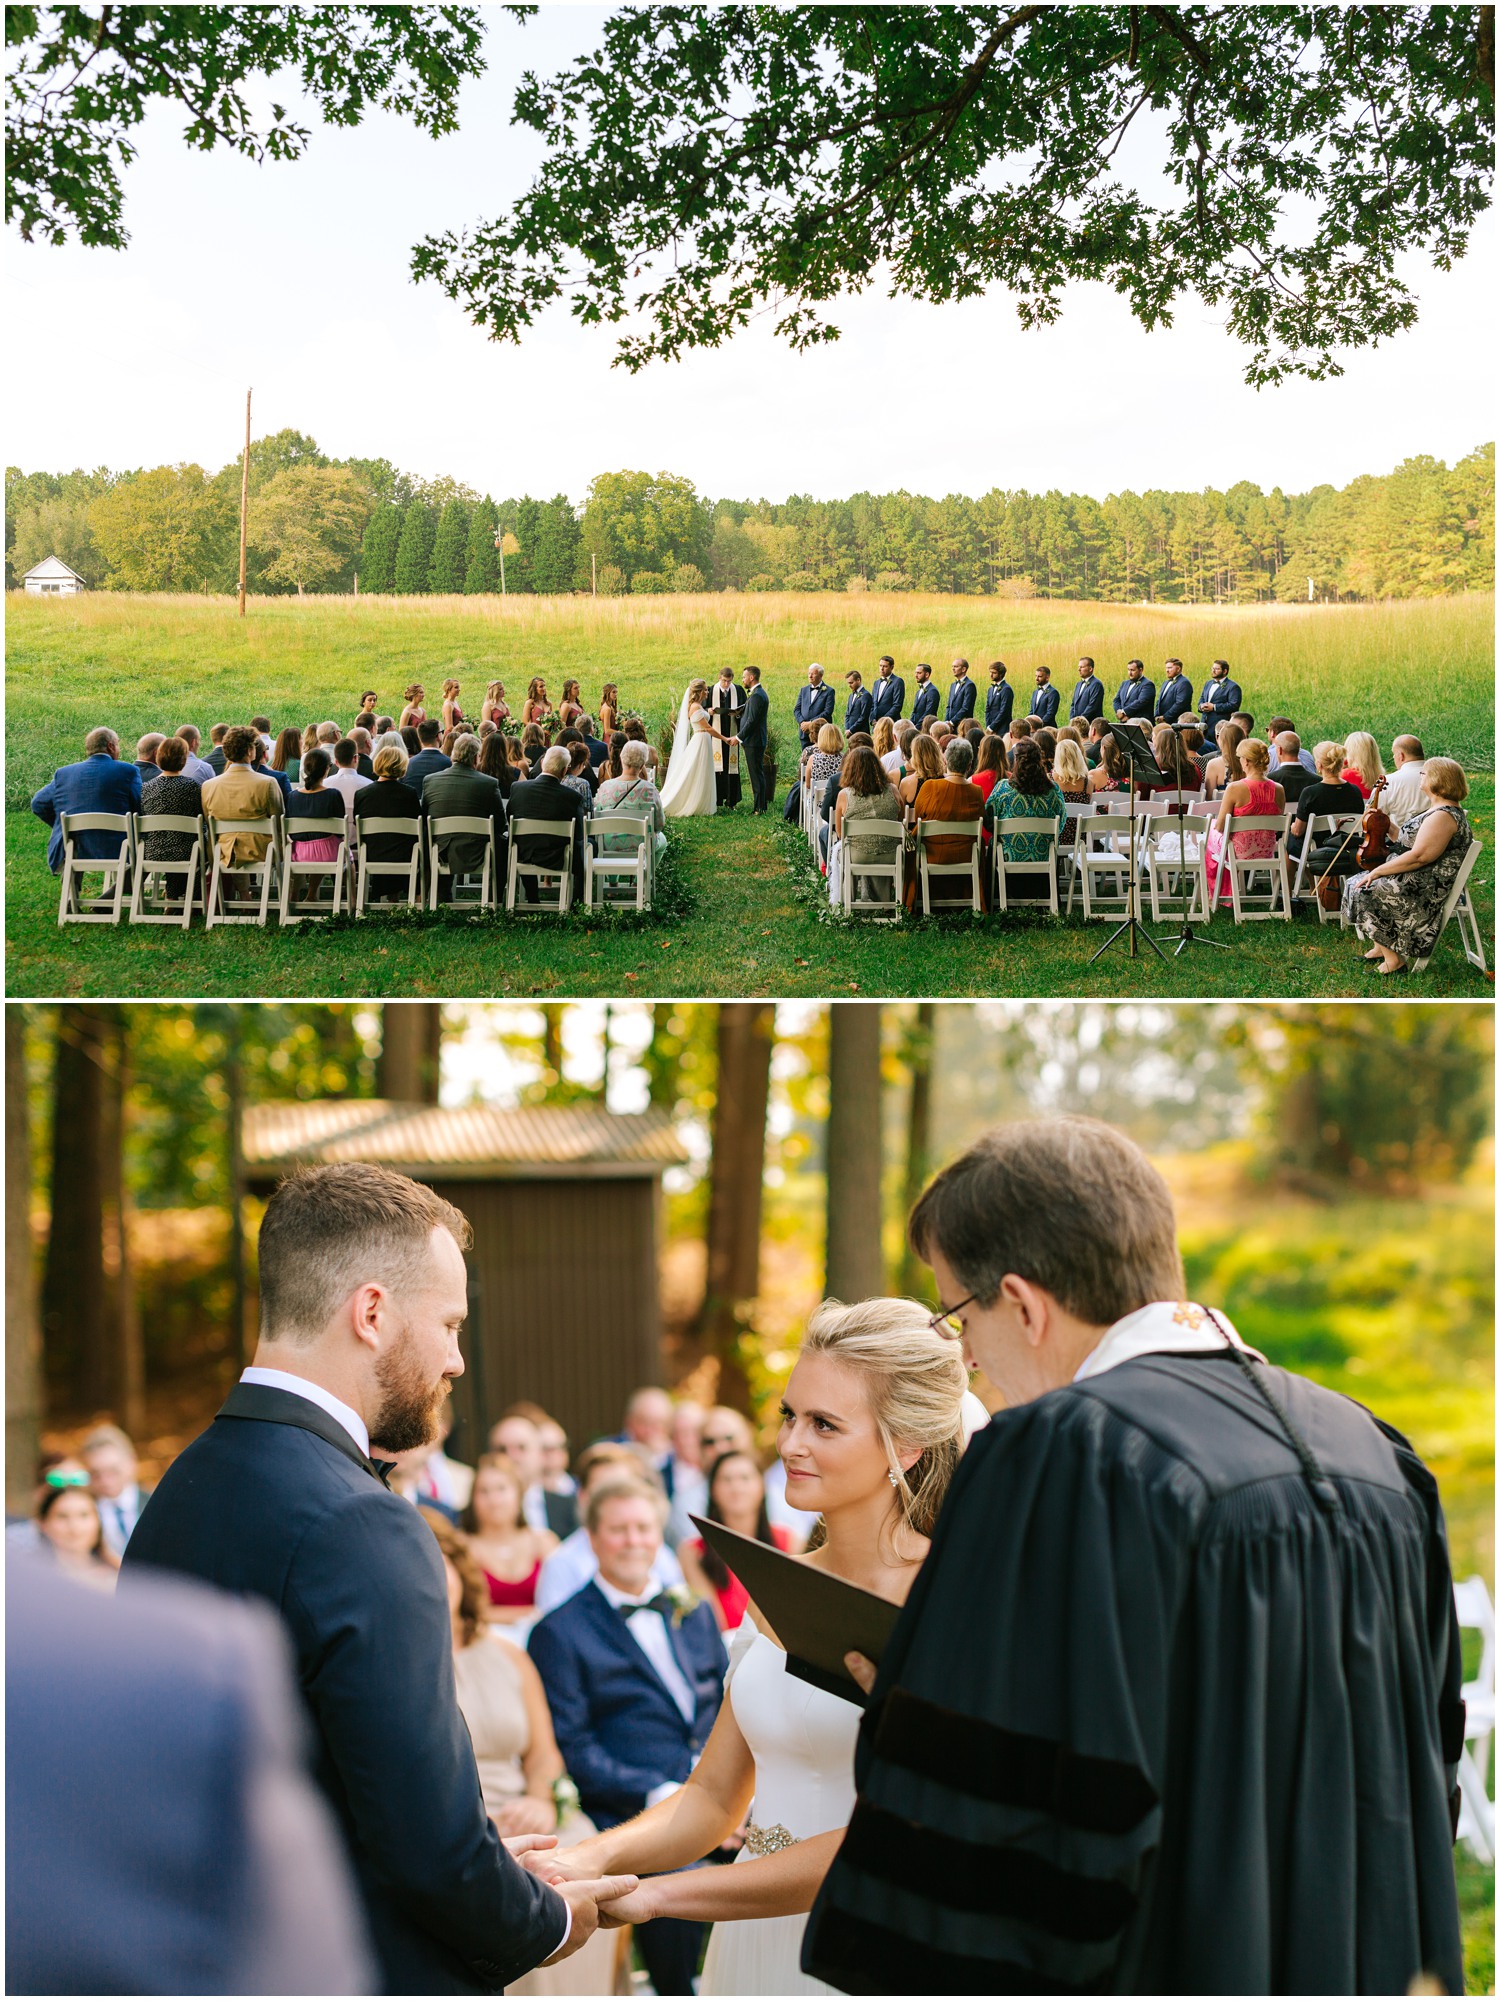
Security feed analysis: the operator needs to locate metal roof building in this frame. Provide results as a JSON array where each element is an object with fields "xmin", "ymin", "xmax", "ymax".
[{"xmin": 242, "ymin": 1099, "xmax": 689, "ymax": 1455}]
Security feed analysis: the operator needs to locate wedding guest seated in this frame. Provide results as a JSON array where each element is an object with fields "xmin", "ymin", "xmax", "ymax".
[
  {"xmin": 521, "ymin": 723, "xmax": 547, "ymax": 775},
  {"xmin": 1341, "ymin": 730, "xmax": 1386, "ymax": 802},
  {"xmin": 594, "ymin": 742, "xmax": 667, "ymax": 859},
  {"xmin": 462, "ymin": 1454, "xmax": 558, "ymax": 1624},
  {"xmin": 406, "ymin": 718, "xmax": 452, "ymax": 790},
  {"xmin": 167, "ymin": 724, "xmax": 210, "ymax": 783},
  {"xmin": 984, "ymin": 737, "xmax": 1067, "ymax": 899},
  {"xmin": 1082, "ymin": 716, "xmax": 1110, "ymax": 768},
  {"xmin": 350, "ymin": 727, "xmax": 376, "ymax": 779},
  {"xmin": 828, "ymin": 746, "xmax": 904, "ymax": 906},
  {"xmin": 508, "ymin": 746, "xmax": 588, "ymax": 903},
  {"xmin": 1201, "ymin": 720, "xmax": 1246, "ymax": 797},
  {"xmin": 477, "ymin": 731, "xmax": 520, "ymax": 802},
  {"xmin": 287, "ymin": 748, "xmax": 346, "ymax": 877},
  {"xmin": 1266, "ymin": 718, "xmax": 1317, "ymax": 773},
  {"xmin": 1268, "ymin": 733, "xmax": 1313, "ymax": 805},
  {"xmin": 133, "ymin": 733, "xmax": 165, "ymax": 788},
  {"xmin": 36, "ymin": 1482, "xmax": 115, "ymax": 1592},
  {"xmin": 1206, "ymin": 737, "xmax": 1284, "ymax": 902},
  {"xmin": 676, "ymin": 1449, "xmax": 794, "ymax": 1631},
  {"xmin": 788, "ymin": 723, "xmax": 845, "ymax": 829},
  {"xmin": 82, "ymin": 1424, "xmax": 152, "ymax": 1562},
  {"xmin": 905, "ymin": 738, "xmax": 987, "ymax": 911},
  {"xmin": 422, "ymin": 734, "xmax": 508, "ymax": 898},
  {"xmin": 929, "ymin": 720, "xmax": 954, "ymax": 748},
  {"xmin": 202, "ymin": 726, "xmax": 283, "ymax": 869},
  {"xmin": 897, "ymin": 732, "xmax": 943, "ymax": 820},
  {"xmin": 1289, "ymin": 740, "xmax": 1366, "ymax": 868},
  {"xmin": 352, "ymin": 742, "xmax": 422, "ymax": 897},
  {"xmin": 492, "ymin": 1411, "xmax": 577, "ymax": 1541},
  {"xmin": 972, "ymin": 734, "xmax": 1006, "ymax": 801},
  {"xmin": 1007, "ymin": 714, "xmax": 1035, "ymax": 742},
  {"xmin": 31, "ymin": 727, "xmax": 141, "ymax": 873},
  {"xmin": 271, "ymin": 725, "xmax": 304, "ymax": 785},
  {"xmin": 139, "ymin": 738, "xmax": 203, "ymax": 863},
  {"xmin": 327, "ymin": 737, "xmax": 372, "ymax": 830},
  {"xmin": 400, "ymin": 725, "xmax": 422, "ymax": 757},
  {"xmin": 1341, "ymin": 758, "xmax": 1472, "ymax": 975},
  {"xmin": 1087, "ymin": 732, "xmax": 1131, "ymax": 795},
  {"xmin": 622, "ymin": 717, "xmax": 660, "ymax": 779},
  {"xmin": 250, "ymin": 715, "xmax": 274, "ymax": 753},
  {"xmin": 1149, "ymin": 724, "xmax": 1198, "ymax": 799},
  {"xmin": 1033, "ymin": 725, "xmax": 1059, "ymax": 771},
  {"xmin": 698, "ymin": 1406, "xmax": 755, "ymax": 1467},
  {"xmin": 539, "ymin": 1419, "xmax": 576, "ymax": 1502},
  {"xmin": 562, "ymin": 741, "xmax": 594, "ymax": 805},
  {"xmin": 871, "ymin": 715, "xmax": 901, "ymax": 778},
  {"xmin": 1380, "ymin": 736, "xmax": 1429, "ymax": 823},
  {"xmin": 204, "ymin": 723, "xmax": 230, "ymax": 773},
  {"xmin": 535, "ymin": 1451, "xmax": 685, "ymax": 1616},
  {"xmin": 528, "ymin": 1479, "xmax": 726, "ymax": 1999},
  {"xmin": 1052, "ymin": 738, "xmax": 1090, "ymax": 806},
  {"xmin": 250, "ymin": 734, "xmax": 291, "ymax": 807},
  {"xmin": 413, "ymin": 1403, "xmax": 475, "ymax": 1514},
  {"xmin": 582, "ymin": 717, "xmax": 610, "ymax": 771}
]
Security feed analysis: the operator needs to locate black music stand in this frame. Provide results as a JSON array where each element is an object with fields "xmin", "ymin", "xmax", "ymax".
[
  {"xmin": 1152, "ymin": 730, "xmax": 1234, "ymax": 958},
  {"xmin": 1087, "ymin": 723, "xmax": 1170, "ymax": 967}
]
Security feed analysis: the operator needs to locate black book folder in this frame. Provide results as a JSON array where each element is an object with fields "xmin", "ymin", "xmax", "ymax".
[{"xmin": 690, "ymin": 1515, "xmax": 900, "ymax": 1708}]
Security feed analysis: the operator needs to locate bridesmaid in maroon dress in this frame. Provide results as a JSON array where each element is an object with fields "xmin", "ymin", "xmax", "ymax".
[{"xmin": 461, "ymin": 1455, "xmax": 557, "ymax": 1626}]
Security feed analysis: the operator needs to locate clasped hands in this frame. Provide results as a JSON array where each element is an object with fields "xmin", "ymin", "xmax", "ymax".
[{"xmin": 502, "ymin": 1835, "xmax": 639, "ymax": 1961}]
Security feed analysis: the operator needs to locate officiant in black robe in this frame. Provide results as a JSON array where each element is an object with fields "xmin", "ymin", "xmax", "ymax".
[
  {"xmin": 804, "ymin": 1117, "xmax": 1465, "ymax": 1999},
  {"xmin": 709, "ymin": 670, "xmax": 744, "ymax": 807}
]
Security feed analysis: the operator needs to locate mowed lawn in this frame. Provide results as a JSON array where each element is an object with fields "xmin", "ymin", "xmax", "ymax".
[{"xmin": 7, "ymin": 591, "xmax": 1494, "ymax": 1000}]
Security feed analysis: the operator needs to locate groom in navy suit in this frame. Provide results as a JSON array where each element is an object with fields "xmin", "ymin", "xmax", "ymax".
[{"xmin": 530, "ymin": 1480, "xmax": 727, "ymax": 1995}]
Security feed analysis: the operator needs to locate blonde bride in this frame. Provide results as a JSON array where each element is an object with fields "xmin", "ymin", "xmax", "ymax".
[{"xmin": 660, "ymin": 679, "xmax": 730, "ymax": 818}]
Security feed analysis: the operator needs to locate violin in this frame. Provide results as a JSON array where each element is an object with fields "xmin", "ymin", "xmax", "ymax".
[{"xmin": 1357, "ymin": 783, "xmax": 1392, "ymax": 870}]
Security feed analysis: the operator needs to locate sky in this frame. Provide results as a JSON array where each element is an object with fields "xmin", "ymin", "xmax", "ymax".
[{"xmin": 6, "ymin": 6, "xmax": 1493, "ymax": 505}]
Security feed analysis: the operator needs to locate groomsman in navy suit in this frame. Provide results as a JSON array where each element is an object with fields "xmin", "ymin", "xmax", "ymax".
[
  {"xmin": 871, "ymin": 656, "xmax": 905, "ymax": 724},
  {"xmin": 792, "ymin": 664, "xmax": 836, "ymax": 746},
  {"xmin": 910, "ymin": 663, "xmax": 939, "ymax": 728},
  {"xmin": 945, "ymin": 658, "xmax": 977, "ymax": 725},
  {"xmin": 1156, "ymin": 657, "xmax": 1194, "ymax": 723},
  {"xmin": 984, "ymin": 662, "xmax": 1013, "ymax": 736},
  {"xmin": 1029, "ymin": 665, "xmax": 1060, "ymax": 728},
  {"xmin": 1070, "ymin": 657, "xmax": 1105, "ymax": 725},
  {"xmin": 843, "ymin": 670, "xmax": 874, "ymax": 736},
  {"xmin": 1113, "ymin": 659, "xmax": 1156, "ymax": 724},
  {"xmin": 530, "ymin": 1481, "xmax": 727, "ymax": 1996},
  {"xmin": 1199, "ymin": 658, "xmax": 1243, "ymax": 721}
]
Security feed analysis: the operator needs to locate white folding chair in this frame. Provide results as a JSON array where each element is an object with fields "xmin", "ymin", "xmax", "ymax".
[
  {"xmin": 1289, "ymin": 813, "xmax": 1361, "ymax": 922},
  {"xmin": 280, "ymin": 817, "xmax": 354, "ymax": 923},
  {"xmin": 1144, "ymin": 811, "xmax": 1213, "ymax": 924},
  {"xmin": 992, "ymin": 816, "xmax": 1060, "ymax": 914},
  {"xmin": 129, "ymin": 814, "xmax": 206, "ymax": 928},
  {"xmin": 57, "ymin": 812, "xmax": 134, "ymax": 926},
  {"xmin": 205, "ymin": 817, "xmax": 282, "ymax": 928},
  {"xmin": 355, "ymin": 817, "xmax": 423, "ymax": 914},
  {"xmin": 1212, "ymin": 813, "xmax": 1292, "ymax": 921},
  {"xmin": 426, "ymin": 816, "xmax": 497, "ymax": 910},
  {"xmin": 801, "ymin": 766, "xmax": 821, "ymax": 850},
  {"xmin": 506, "ymin": 817, "xmax": 575, "ymax": 914},
  {"xmin": 585, "ymin": 813, "xmax": 653, "ymax": 911},
  {"xmin": 1455, "ymin": 1575, "xmax": 1496, "ymax": 1863},
  {"xmin": 1074, "ymin": 813, "xmax": 1136, "ymax": 921},
  {"xmin": 1411, "ymin": 840, "xmax": 1488, "ymax": 975},
  {"xmin": 915, "ymin": 818, "xmax": 983, "ymax": 915},
  {"xmin": 841, "ymin": 820, "xmax": 905, "ymax": 918}
]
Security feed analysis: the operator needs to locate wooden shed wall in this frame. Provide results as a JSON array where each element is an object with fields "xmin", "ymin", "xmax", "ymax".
[{"xmin": 432, "ymin": 1176, "xmax": 663, "ymax": 1455}]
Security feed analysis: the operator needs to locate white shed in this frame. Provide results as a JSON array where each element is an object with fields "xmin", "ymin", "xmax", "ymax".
[{"xmin": 22, "ymin": 555, "xmax": 86, "ymax": 596}]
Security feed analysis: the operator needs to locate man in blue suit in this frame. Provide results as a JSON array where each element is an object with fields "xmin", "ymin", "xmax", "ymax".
[
  {"xmin": 407, "ymin": 719, "xmax": 454, "ymax": 791},
  {"xmin": 530, "ymin": 1480, "xmax": 727, "ymax": 1996},
  {"xmin": 30, "ymin": 727, "xmax": 142, "ymax": 874},
  {"xmin": 125, "ymin": 1163, "xmax": 630, "ymax": 1995},
  {"xmin": 1156, "ymin": 657, "xmax": 1194, "ymax": 724},
  {"xmin": 910, "ymin": 662, "xmax": 938, "ymax": 728},
  {"xmin": 1070, "ymin": 657, "xmax": 1105, "ymax": 725},
  {"xmin": 871, "ymin": 655, "xmax": 904, "ymax": 723},
  {"xmin": 843, "ymin": 670, "xmax": 874, "ymax": 736},
  {"xmin": 1113, "ymin": 659, "xmax": 1156, "ymax": 723},
  {"xmin": 945, "ymin": 657, "xmax": 977, "ymax": 725},
  {"xmin": 792, "ymin": 664, "xmax": 836, "ymax": 747},
  {"xmin": 984, "ymin": 662, "xmax": 1013, "ymax": 735},
  {"xmin": 1199, "ymin": 658, "xmax": 1243, "ymax": 721},
  {"xmin": 1029, "ymin": 665, "xmax": 1060, "ymax": 728}
]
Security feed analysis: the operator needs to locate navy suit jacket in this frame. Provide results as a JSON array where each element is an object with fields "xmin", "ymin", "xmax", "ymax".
[
  {"xmin": 407, "ymin": 749, "xmax": 453, "ymax": 790},
  {"xmin": 123, "ymin": 1386, "xmax": 565, "ymax": 1995},
  {"xmin": 739, "ymin": 683, "xmax": 769, "ymax": 747},
  {"xmin": 985, "ymin": 680, "xmax": 1014, "ymax": 734},
  {"xmin": 1029, "ymin": 684, "xmax": 1060, "ymax": 727},
  {"xmin": 30, "ymin": 754, "xmax": 142, "ymax": 873},
  {"xmin": 507, "ymin": 774, "xmax": 587, "ymax": 893},
  {"xmin": 528, "ymin": 1580, "xmax": 726, "ymax": 1831},
  {"xmin": 910, "ymin": 680, "xmax": 938, "ymax": 727},
  {"xmin": 1200, "ymin": 676, "xmax": 1242, "ymax": 718},
  {"xmin": 844, "ymin": 687, "xmax": 874, "ymax": 736},
  {"xmin": 945, "ymin": 677, "xmax": 977, "ymax": 724},
  {"xmin": 871, "ymin": 675, "xmax": 905, "ymax": 722},
  {"xmin": 1115, "ymin": 677, "xmax": 1156, "ymax": 719},
  {"xmin": 793, "ymin": 684, "xmax": 836, "ymax": 737},
  {"xmin": 1156, "ymin": 675, "xmax": 1194, "ymax": 722},
  {"xmin": 1070, "ymin": 677, "xmax": 1105, "ymax": 723}
]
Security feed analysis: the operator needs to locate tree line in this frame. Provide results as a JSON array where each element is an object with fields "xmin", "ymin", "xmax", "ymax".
[{"xmin": 6, "ymin": 440, "xmax": 1492, "ymax": 603}]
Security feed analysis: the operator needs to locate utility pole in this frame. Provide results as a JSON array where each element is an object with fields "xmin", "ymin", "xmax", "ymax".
[
  {"xmin": 238, "ymin": 388, "xmax": 251, "ymax": 617},
  {"xmin": 495, "ymin": 526, "xmax": 507, "ymax": 596},
  {"xmin": 592, "ymin": 551, "xmax": 597, "ymax": 596}
]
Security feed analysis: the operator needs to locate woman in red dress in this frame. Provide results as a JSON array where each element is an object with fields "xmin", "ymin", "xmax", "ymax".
[
  {"xmin": 676, "ymin": 1449, "xmax": 793, "ymax": 1631},
  {"xmin": 462, "ymin": 1454, "xmax": 557, "ymax": 1624}
]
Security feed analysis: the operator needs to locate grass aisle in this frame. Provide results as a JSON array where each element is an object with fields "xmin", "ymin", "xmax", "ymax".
[{"xmin": 9, "ymin": 791, "xmax": 1493, "ymax": 999}]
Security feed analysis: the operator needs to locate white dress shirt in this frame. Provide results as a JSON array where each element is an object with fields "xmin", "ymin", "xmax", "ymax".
[
  {"xmin": 594, "ymin": 1572, "xmax": 697, "ymax": 1807},
  {"xmin": 1380, "ymin": 761, "xmax": 1429, "ymax": 827},
  {"xmin": 95, "ymin": 1482, "xmax": 145, "ymax": 1560},
  {"xmin": 184, "ymin": 753, "xmax": 216, "ymax": 784},
  {"xmin": 535, "ymin": 1526, "xmax": 683, "ymax": 1616},
  {"xmin": 522, "ymin": 1484, "xmax": 551, "ymax": 1535},
  {"xmin": 239, "ymin": 1368, "xmax": 371, "ymax": 1456}
]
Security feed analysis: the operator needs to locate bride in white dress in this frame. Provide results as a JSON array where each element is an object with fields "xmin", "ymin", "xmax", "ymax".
[
  {"xmin": 659, "ymin": 678, "xmax": 730, "ymax": 818},
  {"xmin": 552, "ymin": 1298, "xmax": 969, "ymax": 1994}
]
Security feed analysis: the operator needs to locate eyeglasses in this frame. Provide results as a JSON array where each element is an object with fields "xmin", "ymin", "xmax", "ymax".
[
  {"xmin": 701, "ymin": 1433, "xmax": 738, "ymax": 1449},
  {"xmin": 927, "ymin": 1295, "xmax": 975, "ymax": 1339}
]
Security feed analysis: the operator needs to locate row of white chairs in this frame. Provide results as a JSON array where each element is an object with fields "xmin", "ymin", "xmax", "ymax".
[{"xmin": 55, "ymin": 808, "xmax": 660, "ymax": 928}]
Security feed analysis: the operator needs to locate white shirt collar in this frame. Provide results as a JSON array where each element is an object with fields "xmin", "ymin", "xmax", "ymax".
[
  {"xmin": 594, "ymin": 1571, "xmax": 661, "ymax": 1610},
  {"xmin": 240, "ymin": 1368, "xmax": 371, "ymax": 1458},
  {"xmin": 1074, "ymin": 1301, "xmax": 1264, "ymax": 1384}
]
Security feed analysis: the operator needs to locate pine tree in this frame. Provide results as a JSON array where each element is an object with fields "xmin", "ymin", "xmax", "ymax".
[
  {"xmin": 393, "ymin": 503, "xmax": 437, "ymax": 595},
  {"xmin": 465, "ymin": 496, "xmax": 500, "ymax": 593},
  {"xmin": 359, "ymin": 501, "xmax": 402, "ymax": 592},
  {"xmin": 531, "ymin": 494, "xmax": 581, "ymax": 593},
  {"xmin": 429, "ymin": 498, "xmax": 470, "ymax": 593}
]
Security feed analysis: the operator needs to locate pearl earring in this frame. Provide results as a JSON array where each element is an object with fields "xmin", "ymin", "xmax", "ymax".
[{"xmin": 887, "ymin": 1469, "xmax": 901, "ymax": 1488}]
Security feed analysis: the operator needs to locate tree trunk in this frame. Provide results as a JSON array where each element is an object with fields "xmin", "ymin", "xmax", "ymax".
[
  {"xmin": 824, "ymin": 1004, "xmax": 884, "ymax": 1300},
  {"xmin": 378, "ymin": 1004, "xmax": 443, "ymax": 1102},
  {"xmin": 695, "ymin": 1004, "xmax": 776, "ymax": 1409},
  {"xmin": 541, "ymin": 1006, "xmax": 564, "ymax": 1087},
  {"xmin": 99, "ymin": 1008, "xmax": 145, "ymax": 1438},
  {"xmin": 7, "ymin": 1010, "xmax": 43, "ymax": 1514},
  {"xmin": 898, "ymin": 1004, "xmax": 937, "ymax": 1296},
  {"xmin": 42, "ymin": 1005, "xmax": 111, "ymax": 1414},
  {"xmin": 226, "ymin": 1012, "xmax": 249, "ymax": 1368}
]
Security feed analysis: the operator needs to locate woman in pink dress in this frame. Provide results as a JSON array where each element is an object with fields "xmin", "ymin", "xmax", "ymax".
[
  {"xmin": 462, "ymin": 1454, "xmax": 557, "ymax": 1624},
  {"xmin": 1206, "ymin": 737, "xmax": 1285, "ymax": 901}
]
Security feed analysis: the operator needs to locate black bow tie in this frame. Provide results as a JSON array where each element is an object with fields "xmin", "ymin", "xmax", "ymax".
[{"xmin": 618, "ymin": 1594, "xmax": 675, "ymax": 1621}]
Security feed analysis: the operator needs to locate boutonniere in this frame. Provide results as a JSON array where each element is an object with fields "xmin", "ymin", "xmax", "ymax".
[
  {"xmin": 663, "ymin": 1582, "xmax": 699, "ymax": 1629},
  {"xmin": 551, "ymin": 1775, "xmax": 581, "ymax": 1828}
]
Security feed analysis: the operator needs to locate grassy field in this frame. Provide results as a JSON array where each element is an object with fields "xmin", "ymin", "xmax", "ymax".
[{"xmin": 7, "ymin": 590, "xmax": 1493, "ymax": 999}]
